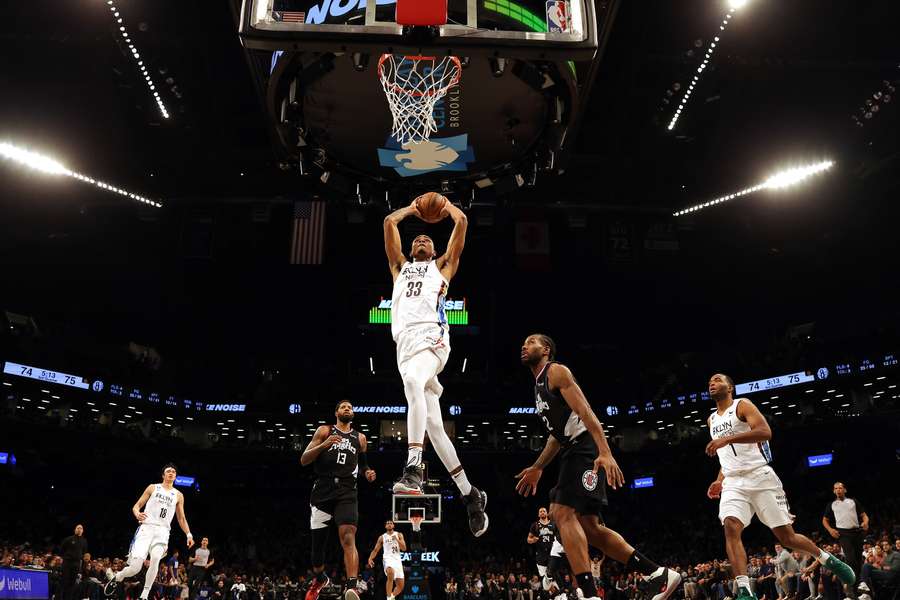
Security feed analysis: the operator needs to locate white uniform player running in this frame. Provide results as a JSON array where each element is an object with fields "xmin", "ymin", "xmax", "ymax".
[
  {"xmin": 105, "ymin": 464, "xmax": 195, "ymax": 599},
  {"xmin": 366, "ymin": 521, "xmax": 406, "ymax": 600},
  {"xmin": 382, "ymin": 194, "xmax": 488, "ymax": 537},
  {"xmin": 705, "ymin": 374, "xmax": 855, "ymax": 600}
]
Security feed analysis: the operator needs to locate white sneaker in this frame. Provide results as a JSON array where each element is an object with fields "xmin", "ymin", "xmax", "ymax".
[
  {"xmin": 105, "ymin": 569, "xmax": 114, "ymax": 582},
  {"xmin": 639, "ymin": 567, "xmax": 683, "ymax": 600}
]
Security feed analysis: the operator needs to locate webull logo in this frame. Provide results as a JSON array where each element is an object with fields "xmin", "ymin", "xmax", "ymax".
[{"xmin": 1, "ymin": 575, "xmax": 31, "ymax": 592}]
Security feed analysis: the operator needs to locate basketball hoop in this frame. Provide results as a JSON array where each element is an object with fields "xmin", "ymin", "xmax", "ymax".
[
  {"xmin": 378, "ymin": 54, "xmax": 462, "ymax": 145},
  {"xmin": 410, "ymin": 514, "xmax": 424, "ymax": 532}
]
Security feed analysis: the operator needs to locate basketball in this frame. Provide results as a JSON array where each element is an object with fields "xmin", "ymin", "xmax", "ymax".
[{"xmin": 415, "ymin": 192, "xmax": 448, "ymax": 223}]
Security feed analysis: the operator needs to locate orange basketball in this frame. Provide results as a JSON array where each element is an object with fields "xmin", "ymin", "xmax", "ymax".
[{"xmin": 415, "ymin": 192, "xmax": 448, "ymax": 223}]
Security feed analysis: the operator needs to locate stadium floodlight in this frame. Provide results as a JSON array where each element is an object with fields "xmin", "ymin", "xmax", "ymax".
[
  {"xmin": 0, "ymin": 141, "xmax": 163, "ymax": 208},
  {"xmin": 674, "ymin": 160, "xmax": 834, "ymax": 217},
  {"xmin": 728, "ymin": 0, "xmax": 749, "ymax": 10}
]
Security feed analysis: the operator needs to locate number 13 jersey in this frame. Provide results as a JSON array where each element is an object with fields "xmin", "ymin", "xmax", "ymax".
[
  {"xmin": 391, "ymin": 260, "xmax": 449, "ymax": 342},
  {"xmin": 314, "ymin": 426, "xmax": 361, "ymax": 480},
  {"xmin": 144, "ymin": 484, "xmax": 179, "ymax": 529}
]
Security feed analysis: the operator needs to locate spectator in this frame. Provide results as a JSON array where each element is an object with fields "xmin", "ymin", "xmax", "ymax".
[
  {"xmin": 60, "ymin": 524, "xmax": 88, "ymax": 600},
  {"xmin": 774, "ymin": 544, "xmax": 799, "ymax": 600},
  {"xmin": 822, "ymin": 483, "xmax": 869, "ymax": 579},
  {"xmin": 860, "ymin": 539, "xmax": 900, "ymax": 597},
  {"xmin": 166, "ymin": 550, "xmax": 182, "ymax": 600}
]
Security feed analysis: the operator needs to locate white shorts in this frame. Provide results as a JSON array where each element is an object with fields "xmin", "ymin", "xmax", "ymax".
[
  {"xmin": 384, "ymin": 558, "xmax": 405, "ymax": 579},
  {"xmin": 719, "ymin": 466, "xmax": 793, "ymax": 529},
  {"xmin": 128, "ymin": 524, "xmax": 170, "ymax": 560},
  {"xmin": 396, "ymin": 324, "xmax": 450, "ymax": 380}
]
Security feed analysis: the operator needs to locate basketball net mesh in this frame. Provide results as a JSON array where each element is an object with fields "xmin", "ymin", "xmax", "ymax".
[
  {"xmin": 378, "ymin": 54, "xmax": 462, "ymax": 145},
  {"xmin": 410, "ymin": 515, "xmax": 424, "ymax": 532}
]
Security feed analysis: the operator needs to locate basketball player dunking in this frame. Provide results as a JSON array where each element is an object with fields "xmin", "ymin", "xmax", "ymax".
[
  {"xmin": 301, "ymin": 401, "xmax": 377, "ymax": 600},
  {"xmin": 382, "ymin": 195, "xmax": 488, "ymax": 537},
  {"xmin": 518, "ymin": 334, "xmax": 681, "ymax": 600},
  {"xmin": 104, "ymin": 464, "xmax": 194, "ymax": 600},
  {"xmin": 705, "ymin": 374, "xmax": 855, "ymax": 600},
  {"xmin": 527, "ymin": 507, "xmax": 556, "ymax": 580},
  {"xmin": 366, "ymin": 520, "xmax": 406, "ymax": 600}
]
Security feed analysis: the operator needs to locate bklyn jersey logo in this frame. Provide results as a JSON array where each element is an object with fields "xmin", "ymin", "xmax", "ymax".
[{"xmin": 378, "ymin": 135, "xmax": 475, "ymax": 177}]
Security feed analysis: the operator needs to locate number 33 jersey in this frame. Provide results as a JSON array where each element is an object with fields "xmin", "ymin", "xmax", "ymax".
[
  {"xmin": 390, "ymin": 260, "xmax": 449, "ymax": 342},
  {"xmin": 314, "ymin": 427, "xmax": 361, "ymax": 480},
  {"xmin": 144, "ymin": 484, "xmax": 179, "ymax": 529}
]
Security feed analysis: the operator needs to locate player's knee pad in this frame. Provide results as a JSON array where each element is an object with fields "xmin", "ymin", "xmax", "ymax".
[{"xmin": 310, "ymin": 526, "xmax": 330, "ymax": 566}]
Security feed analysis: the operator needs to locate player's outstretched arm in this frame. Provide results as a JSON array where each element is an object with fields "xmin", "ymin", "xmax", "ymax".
[
  {"xmin": 366, "ymin": 535, "xmax": 383, "ymax": 568},
  {"xmin": 175, "ymin": 491, "xmax": 194, "ymax": 548},
  {"xmin": 437, "ymin": 203, "xmax": 468, "ymax": 281},
  {"xmin": 515, "ymin": 436, "xmax": 560, "ymax": 496},
  {"xmin": 549, "ymin": 363, "xmax": 625, "ymax": 489},
  {"xmin": 301, "ymin": 426, "xmax": 342, "ymax": 466},
  {"xmin": 384, "ymin": 202, "xmax": 420, "ymax": 280},
  {"xmin": 132, "ymin": 484, "xmax": 154, "ymax": 522}
]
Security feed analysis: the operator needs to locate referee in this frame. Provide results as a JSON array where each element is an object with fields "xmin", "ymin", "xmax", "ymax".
[
  {"xmin": 822, "ymin": 482, "xmax": 869, "ymax": 578},
  {"xmin": 188, "ymin": 537, "xmax": 215, "ymax": 599}
]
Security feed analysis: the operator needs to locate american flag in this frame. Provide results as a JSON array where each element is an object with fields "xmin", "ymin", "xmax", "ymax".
[
  {"xmin": 273, "ymin": 10, "xmax": 306, "ymax": 23},
  {"xmin": 290, "ymin": 200, "xmax": 326, "ymax": 264}
]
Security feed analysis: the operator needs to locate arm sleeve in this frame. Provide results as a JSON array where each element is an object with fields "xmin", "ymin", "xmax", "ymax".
[{"xmin": 358, "ymin": 452, "xmax": 369, "ymax": 471}]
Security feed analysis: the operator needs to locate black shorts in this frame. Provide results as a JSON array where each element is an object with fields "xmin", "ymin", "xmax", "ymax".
[
  {"xmin": 310, "ymin": 477, "xmax": 358, "ymax": 528},
  {"xmin": 549, "ymin": 433, "xmax": 608, "ymax": 516},
  {"xmin": 535, "ymin": 552, "xmax": 550, "ymax": 568}
]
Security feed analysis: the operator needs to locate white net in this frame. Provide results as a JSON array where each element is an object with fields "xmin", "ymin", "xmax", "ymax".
[
  {"xmin": 378, "ymin": 54, "xmax": 462, "ymax": 145},
  {"xmin": 410, "ymin": 516, "xmax": 424, "ymax": 532}
]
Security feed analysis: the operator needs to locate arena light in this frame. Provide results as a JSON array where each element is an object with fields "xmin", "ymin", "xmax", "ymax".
[
  {"xmin": 0, "ymin": 141, "xmax": 163, "ymax": 208},
  {"xmin": 674, "ymin": 160, "xmax": 834, "ymax": 216},
  {"xmin": 667, "ymin": 5, "xmax": 745, "ymax": 131},
  {"xmin": 105, "ymin": 0, "xmax": 169, "ymax": 120}
]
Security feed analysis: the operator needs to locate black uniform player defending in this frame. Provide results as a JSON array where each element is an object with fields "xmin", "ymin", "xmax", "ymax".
[
  {"xmin": 517, "ymin": 334, "xmax": 681, "ymax": 600},
  {"xmin": 301, "ymin": 401, "xmax": 377, "ymax": 600},
  {"xmin": 527, "ymin": 507, "xmax": 556, "ymax": 579}
]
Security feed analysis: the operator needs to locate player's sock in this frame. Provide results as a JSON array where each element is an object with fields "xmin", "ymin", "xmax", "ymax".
[
  {"xmin": 406, "ymin": 446, "xmax": 423, "ymax": 468},
  {"xmin": 575, "ymin": 573, "xmax": 597, "ymax": 598},
  {"xmin": 626, "ymin": 550, "xmax": 661, "ymax": 576},
  {"xmin": 736, "ymin": 576, "xmax": 751, "ymax": 591},
  {"xmin": 451, "ymin": 469, "xmax": 473, "ymax": 496},
  {"xmin": 816, "ymin": 550, "xmax": 829, "ymax": 565}
]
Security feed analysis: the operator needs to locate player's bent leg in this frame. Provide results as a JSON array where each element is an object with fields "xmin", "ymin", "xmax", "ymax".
[
  {"xmin": 771, "ymin": 525, "xmax": 855, "ymax": 588},
  {"xmin": 550, "ymin": 504, "xmax": 598, "ymax": 599},
  {"xmin": 722, "ymin": 517, "xmax": 755, "ymax": 600},
  {"xmin": 393, "ymin": 577, "xmax": 405, "ymax": 598},
  {"xmin": 576, "ymin": 513, "xmax": 681, "ymax": 600},
  {"xmin": 140, "ymin": 544, "xmax": 166, "ymax": 600}
]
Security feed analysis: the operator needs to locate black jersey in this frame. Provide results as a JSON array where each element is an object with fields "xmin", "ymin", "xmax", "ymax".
[
  {"xmin": 314, "ymin": 425, "xmax": 361, "ymax": 480},
  {"xmin": 534, "ymin": 362, "xmax": 587, "ymax": 446},
  {"xmin": 529, "ymin": 520, "xmax": 556, "ymax": 559}
]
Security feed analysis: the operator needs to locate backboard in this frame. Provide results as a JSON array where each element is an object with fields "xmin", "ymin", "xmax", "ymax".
[
  {"xmin": 392, "ymin": 493, "xmax": 442, "ymax": 523},
  {"xmin": 239, "ymin": 0, "xmax": 602, "ymax": 60}
]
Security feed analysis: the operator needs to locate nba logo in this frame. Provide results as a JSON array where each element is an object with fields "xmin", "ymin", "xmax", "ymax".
[{"xmin": 546, "ymin": 0, "xmax": 570, "ymax": 33}]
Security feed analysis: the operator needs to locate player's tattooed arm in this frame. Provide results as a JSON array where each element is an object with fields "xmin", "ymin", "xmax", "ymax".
[
  {"xmin": 437, "ymin": 203, "xmax": 468, "ymax": 281},
  {"xmin": 300, "ymin": 425, "xmax": 342, "ymax": 466},
  {"xmin": 515, "ymin": 437, "xmax": 559, "ymax": 496},
  {"xmin": 532, "ymin": 436, "xmax": 561, "ymax": 470},
  {"xmin": 384, "ymin": 202, "xmax": 422, "ymax": 279},
  {"xmin": 359, "ymin": 433, "xmax": 376, "ymax": 482}
]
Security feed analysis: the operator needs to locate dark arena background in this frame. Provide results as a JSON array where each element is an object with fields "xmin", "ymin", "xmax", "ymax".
[{"xmin": 1, "ymin": 2, "xmax": 899, "ymax": 600}]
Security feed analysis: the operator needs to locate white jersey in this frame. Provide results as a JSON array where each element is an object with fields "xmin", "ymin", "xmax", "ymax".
[
  {"xmin": 390, "ymin": 260, "xmax": 449, "ymax": 341},
  {"xmin": 382, "ymin": 533, "xmax": 402, "ymax": 562},
  {"xmin": 143, "ymin": 484, "xmax": 179, "ymax": 529},
  {"xmin": 709, "ymin": 398, "xmax": 773, "ymax": 477}
]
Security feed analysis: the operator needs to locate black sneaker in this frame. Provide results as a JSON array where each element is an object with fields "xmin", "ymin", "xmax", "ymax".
[
  {"xmin": 462, "ymin": 487, "xmax": 489, "ymax": 537},
  {"xmin": 392, "ymin": 464, "xmax": 424, "ymax": 494}
]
